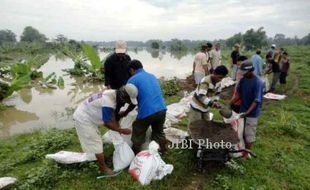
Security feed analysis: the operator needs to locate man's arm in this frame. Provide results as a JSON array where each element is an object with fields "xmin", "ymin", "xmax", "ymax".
[
  {"xmin": 192, "ymin": 61, "xmax": 196, "ymax": 75},
  {"xmin": 102, "ymin": 107, "xmax": 131, "ymax": 134},
  {"xmin": 117, "ymin": 103, "xmax": 136, "ymax": 120}
]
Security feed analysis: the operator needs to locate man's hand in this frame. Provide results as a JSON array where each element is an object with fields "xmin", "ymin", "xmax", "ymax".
[
  {"xmin": 212, "ymin": 102, "xmax": 222, "ymax": 109},
  {"xmin": 120, "ymin": 128, "xmax": 132, "ymax": 135},
  {"xmin": 239, "ymin": 112, "xmax": 247, "ymax": 118}
]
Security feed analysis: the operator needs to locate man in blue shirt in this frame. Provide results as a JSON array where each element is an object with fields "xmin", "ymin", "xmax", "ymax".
[
  {"xmin": 120, "ymin": 60, "xmax": 167, "ymax": 154},
  {"xmin": 251, "ymin": 50, "xmax": 263, "ymax": 77},
  {"xmin": 230, "ymin": 61, "xmax": 263, "ymax": 158}
]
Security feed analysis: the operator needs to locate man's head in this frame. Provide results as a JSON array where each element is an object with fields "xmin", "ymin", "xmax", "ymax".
[
  {"xmin": 201, "ymin": 44, "xmax": 208, "ymax": 52},
  {"xmin": 282, "ymin": 51, "xmax": 288, "ymax": 59},
  {"xmin": 271, "ymin": 44, "xmax": 276, "ymax": 49},
  {"xmin": 117, "ymin": 83, "xmax": 138, "ymax": 105},
  {"xmin": 215, "ymin": 43, "xmax": 220, "ymax": 51},
  {"xmin": 240, "ymin": 61, "xmax": 254, "ymax": 78},
  {"xmin": 237, "ymin": 55, "xmax": 248, "ymax": 65},
  {"xmin": 212, "ymin": 65, "xmax": 229, "ymax": 83},
  {"xmin": 128, "ymin": 59, "xmax": 143, "ymax": 76},
  {"xmin": 115, "ymin": 40, "xmax": 127, "ymax": 54},
  {"xmin": 234, "ymin": 43, "xmax": 240, "ymax": 50},
  {"xmin": 256, "ymin": 49, "xmax": 261, "ymax": 55},
  {"xmin": 266, "ymin": 53, "xmax": 273, "ymax": 61},
  {"xmin": 206, "ymin": 42, "xmax": 213, "ymax": 51}
]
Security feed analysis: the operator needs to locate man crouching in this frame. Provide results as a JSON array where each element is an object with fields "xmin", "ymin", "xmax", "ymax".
[{"xmin": 73, "ymin": 84, "xmax": 138, "ymax": 175}]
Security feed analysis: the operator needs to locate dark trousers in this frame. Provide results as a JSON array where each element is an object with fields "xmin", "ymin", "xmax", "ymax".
[{"xmin": 279, "ymin": 72, "xmax": 287, "ymax": 84}]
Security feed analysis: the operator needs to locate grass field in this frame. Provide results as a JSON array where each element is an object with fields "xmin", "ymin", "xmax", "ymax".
[{"xmin": 0, "ymin": 46, "xmax": 309, "ymax": 190}]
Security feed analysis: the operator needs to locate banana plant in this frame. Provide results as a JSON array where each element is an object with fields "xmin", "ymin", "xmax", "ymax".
[{"xmin": 63, "ymin": 43, "xmax": 103, "ymax": 81}]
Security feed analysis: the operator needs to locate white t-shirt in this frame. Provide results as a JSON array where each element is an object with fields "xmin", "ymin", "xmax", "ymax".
[{"xmin": 73, "ymin": 90, "xmax": 116, "ymax": 125}]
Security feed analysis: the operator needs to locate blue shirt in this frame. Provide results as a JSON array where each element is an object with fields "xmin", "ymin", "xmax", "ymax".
[
  {"xmin": 128, "ymin": 69, "xmax": 166, "ymax": 119},
  {"xmin": 237, "ymin": 75, "xmax": 263, "ymax": 118},
  {"xmin": 251, "ymin": 54, "xmax": 263, "ymax": 76}
]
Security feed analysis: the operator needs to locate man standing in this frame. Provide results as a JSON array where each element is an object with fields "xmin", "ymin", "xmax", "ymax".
[
  {"xmin": 104, "ymin": 40, "xmax": 131, "ymax": 89},
  {"xmin": 73, "ymin": 84, "xmax": 137, "ymax": 175},
  {"xmin": 122, "ymin": 60, "xmax": 167, "ymax": 154},
  {"xmin": 188, "ymin": 65, "xmax": 229, "ymax": 125},
  {"xmin": 209, "ymin": 43, "xmax": 222, "ymax": 73},
  {"xmin": 265, "ymin": 54, "xmax": 281, "ymax": 92},
  {"xmin": 192, "ymin": 44, "xmax": 209, "ymax": 86},
  {"xmin": 230, "ymin": 62, "xmax": 263, "ymax": 158},
  {"xmin": 231, "ymin": 43, "xmax": 240, "ymax": 80},
  {"xmin": 251, "ymin": 50, "xmax": 263, "ymax": 77},
  {"xmin": 279, "ymin": 52, "xmax": 290, "ymax": 85}
]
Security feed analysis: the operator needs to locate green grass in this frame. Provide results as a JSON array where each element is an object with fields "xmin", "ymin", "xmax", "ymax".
[{"xmin": 0, "ymin": 46, "xmax": 310, "ymax": 189}]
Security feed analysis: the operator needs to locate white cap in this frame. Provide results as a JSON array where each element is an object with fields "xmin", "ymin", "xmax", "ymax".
[
  {"xmin": 124, "ymin": 84, "xmax": 138, "ymax": 105},
  {"xmin": 271, "ymin": 44, "xmax": 276, "ymax": 48},
  {"xmin": 115, "ymin": 40, "xmax": 127, "ymax": 53}
]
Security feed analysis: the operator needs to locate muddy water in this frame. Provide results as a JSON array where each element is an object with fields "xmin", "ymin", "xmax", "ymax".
[{"xmin": 0, "ymin": 50, "xmax": 195, "ymax": 137}]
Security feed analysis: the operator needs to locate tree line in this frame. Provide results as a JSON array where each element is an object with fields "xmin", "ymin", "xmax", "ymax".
[{"xmin": 1, "ymin": 26, "xmax": 310, "ymax": 51}]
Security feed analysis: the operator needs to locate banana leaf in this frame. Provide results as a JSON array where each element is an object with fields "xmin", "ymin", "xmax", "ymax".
[
  {"xmin": 11, "ymin": 63, "xmax": 31, "ymax": 79},
  {"xmin": 57, "ymin": 76, "xmax": 64, "ymax": 89},
  {"xmin": 82, "ymin": 43, "xmax": 101, "ymax": 72}
]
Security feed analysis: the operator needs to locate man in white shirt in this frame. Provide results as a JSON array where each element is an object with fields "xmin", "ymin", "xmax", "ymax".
[
  {"xmin": 73, "ymin": 84, "xmax": 137, "ymax": 175},
  {"xmin": 209, "ymin": 43, "xmax": 222, "ymax": 73}
]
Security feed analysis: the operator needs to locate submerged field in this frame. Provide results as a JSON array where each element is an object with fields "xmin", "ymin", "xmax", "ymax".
[{"xmin": 0, "ymin": 46, "xmax": 309, "ymax": 189}]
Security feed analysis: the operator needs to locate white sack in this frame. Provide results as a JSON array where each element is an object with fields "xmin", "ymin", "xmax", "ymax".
[{"xmin": 45, "ymin": 151, "xmax": 96, "ymax": 164}]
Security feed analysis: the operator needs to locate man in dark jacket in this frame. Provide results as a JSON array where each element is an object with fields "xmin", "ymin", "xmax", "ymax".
[{"xmin": 104, "ymin": 40, "xmax": 131, "ymax": 89}]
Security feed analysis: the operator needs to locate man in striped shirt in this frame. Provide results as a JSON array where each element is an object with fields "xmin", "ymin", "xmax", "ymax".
[{"xmin": 188, "ymin": 65, "xmax": 229, "ymax": 125}]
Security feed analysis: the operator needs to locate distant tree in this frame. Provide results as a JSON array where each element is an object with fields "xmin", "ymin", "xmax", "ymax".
[
  {"xmin": 226, "ymin": 33, "xmax": 242, "ymax": 49},
  {"xmin": 243, "ymin": 27, "xmax": 268, "ymax": 50},
  {"xmin": 301, "ymin": 33, "xmax": 310, "ymax": 45},
  {"xmin": 151, "ymin": 41, "xmax": 160, "ymax": 49},
  {"xmin": 170, "ymin": 39, "xmax": 188, "ymax": 51},
  {"xmin": 55, "ymin": 34, "xmax": 68, "ymax": 44},
  {"xmin": 20, "ymin": 26, "xmax": 47, "ymax": 43},
  {"xmin": 0, "ymin": 29, "xmax": 16, "ymax": 44}
]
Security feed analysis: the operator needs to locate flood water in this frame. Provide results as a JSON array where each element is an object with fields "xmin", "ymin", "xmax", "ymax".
[{"xmin": 0, "ymin": 49, "xmax": 195, "ymax": 137}]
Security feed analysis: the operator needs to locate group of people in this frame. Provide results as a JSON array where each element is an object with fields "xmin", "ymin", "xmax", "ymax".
[
  {"xmin": 231, "ymin": 43, "xmax": 290, "ymax": 92},
  {"xmin": 73, "ymin": 40, "xmax": 290, "ymax": 175},
  {"xmin": 73, "ymin": 40, "xmax": 167, "ymax": 176},
  {"xmin": 190, "ymin": 42, "xmax": 273, "ymax": 158}
]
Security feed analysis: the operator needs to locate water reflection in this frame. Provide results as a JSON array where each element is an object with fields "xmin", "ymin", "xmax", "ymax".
[
  {"xmin": 0, "ymin": 50, "xmax": 195, "ymax": 137},
  {"xmin": 0, "ymin": 107, "xmax": 39, "ymax": 136},
  {"xmin": 18, "ymin": 88, "xmax": 32, "ymax": 104}
]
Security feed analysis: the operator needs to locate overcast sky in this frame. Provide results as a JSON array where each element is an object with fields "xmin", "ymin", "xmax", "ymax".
[{"xmin": 1, "ymin": 0, "xmax": 310, "ymax": 41}]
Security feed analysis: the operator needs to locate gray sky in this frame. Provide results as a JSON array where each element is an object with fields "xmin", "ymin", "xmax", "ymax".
[{"xmin": 1, "ymin": 0, "xmax": 310, "ymax": 41}]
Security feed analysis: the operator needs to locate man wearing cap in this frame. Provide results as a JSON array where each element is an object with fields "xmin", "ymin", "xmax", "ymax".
[
  {"xmin": 230, "ymin": 62, "xmax": 263, "ymax": 158},
  {"xmin": 73, "ymin": 84, "xmax": 137, "ymax": 175},
  {"xmin": 231, "ymin": 43, "xmax": 240, "ymax": 80},
  {"xmin": 103, "ymin": 40, "xmax": 131, "ymax": 89},
  {"xmin": 121, "ymin": 60, "xmax": 167, "ymax": 154},
  {"xmin": 267, "ymin": 44, "xmax": 276, "ymax": 60}
]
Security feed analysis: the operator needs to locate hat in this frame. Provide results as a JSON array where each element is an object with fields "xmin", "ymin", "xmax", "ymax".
[
  {"xmin": 124, "ymin": 84, "xmax": 138, "ymax": 105},
  {"xmin": 234, "ymin": 43, "xmax": 240, "ymax": 48},
  {"xmin": 271, "ymin": 44, "xmax": 276, "ymax": 48},
  {"xmin": 239, "ymin": 61, "xmax": 254, "ymax": 75},
  {"xmin": 115, "ymin": 40, "xmax": 127, "ymax": 53}
]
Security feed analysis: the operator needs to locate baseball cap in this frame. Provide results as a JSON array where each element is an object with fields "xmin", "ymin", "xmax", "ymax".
[
  {"xmin": 124, "ymin": 84, "xmax": 138, "ymax": 105},
  {"xmin": 234, "ymin": 43, "xmax": 240, "ymax": 48},
  {"xmin": 239, "ymin": 61, "xmax": 254, "ymax": 75},
  {"xmin": 115, "ymin": 40, "xmax": 127, "ymax": 53},
  {"xmin": 271, "ymin": 44, "xmax": 276, "ymax": 48}
]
